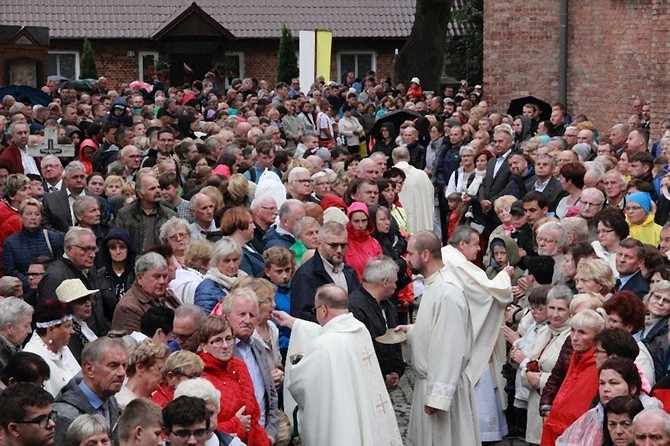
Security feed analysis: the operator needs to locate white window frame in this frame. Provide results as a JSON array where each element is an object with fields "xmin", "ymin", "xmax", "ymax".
[
  {"xmin": 337, "ymin": 51, "xmax": 377, "ymax": 83},
  {"xmin": 221, "ymin": 52, "xmax": 244, "ymax": 89},
  {"xmin": 139, "ymin": 51, "xmax": 159, "ymax": 82},
  {"xmin": 48, "ymin": 51, "xmax": 80, "ymax": 79}
]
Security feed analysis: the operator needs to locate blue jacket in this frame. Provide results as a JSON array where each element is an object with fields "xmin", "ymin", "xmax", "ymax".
[
  {"xmin": 194, "ymin": 278, "xmax": 228, "ymax": 314},
  {"xmin": 3, "ymin": 228, "xmax": 63, "ymax": 291},
  {"xmin": 274, "ymin": 284, "xmax": 291, "ymax": 356},
  {"xmin": 240, "ymin": 245, "xmax": 265, "ymax": 277},
  {"xmin": 263, "ymin": 226, "xmax": 295, "ymax": 250}
]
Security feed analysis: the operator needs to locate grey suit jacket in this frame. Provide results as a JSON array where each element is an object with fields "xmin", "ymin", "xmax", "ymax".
[
  {"xmin": 233, "ymin": 337, "xmax": 279, "ymax": 440},
  {"xmin": 42, "ymin": 188, "xmax": 108, "ymax": 233},
  {"xmin": 478, "ymin": 153, "xmax": 512, "ymax": 203}
]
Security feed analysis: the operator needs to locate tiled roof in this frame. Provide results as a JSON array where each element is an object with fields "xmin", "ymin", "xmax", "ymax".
[{"xmin": 0, "ymin": 0, "xmax": 470, "ymax": 40}]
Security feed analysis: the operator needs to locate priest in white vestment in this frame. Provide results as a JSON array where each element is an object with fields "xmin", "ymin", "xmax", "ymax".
[
  {"xmin": 277, "ymin": 284, "xmax": 402, "ymax": 446},
  {"xmin": 398, "ymin": 231, "xmax": 479, "ymax": 445},
  {"xmin": 441, "ymin": 226, "xmax": 513, "ymax": 442},
  {"xmin": 392, "ymin": 146, "xmax": 434, "ymax": 233}
]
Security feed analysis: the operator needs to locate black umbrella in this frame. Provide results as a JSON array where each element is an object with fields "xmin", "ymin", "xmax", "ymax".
[
  {"xmin": 62, "ymin": 80, "xmax": 97, "ymax": 92},
  {"xmin": 370, "ymin": 109, "xmax": 422, "ymax": 140},
  {"xmin": 0, "ymin": 85, "xmax": 51, "ymax": 107},
  {"xmin": 507, "ymin": 96, "xmax": 552, "ymax": 121}
]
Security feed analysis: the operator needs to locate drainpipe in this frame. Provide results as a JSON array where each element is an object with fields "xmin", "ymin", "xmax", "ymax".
[{"xmin": 558, "ymin": 0, "xmax": 569, "ymax": 107}]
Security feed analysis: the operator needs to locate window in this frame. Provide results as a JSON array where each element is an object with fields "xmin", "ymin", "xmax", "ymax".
[
  {"xmin": 216, "ymin": 52, "xmax": 244, "ymax": 89},
  {"xmin": 139, "ymin": 51, "xmax": 159, "ymax": 82},
  {"xmin": 48, "ymin": 51, "xmax": 79, "ymax": 80},
  {"xmin": 337, "ymin": 52, "xmax": 376, "ymax": 83}
]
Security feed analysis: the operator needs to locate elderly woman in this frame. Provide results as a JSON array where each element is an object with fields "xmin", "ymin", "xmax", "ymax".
[
  {"xmin": 520, "ymin": 285, "xmax": 573, "ymax": 444},
  {"xmin": 640, "ymin": 280, "xmax": 670, "ymax": 383},
  {"xmin": 170, "ymin": 240, "xmax": 211, "ymax": 305},
  {"xmin": 445, "ymin": 145, "xmax": 478, "ymax": 195},
  {"xmin": 0, "ymin": 174, "xmax": 32, "ymax": 272},
  {"xmin": 115, "ymin": 339, "xmax": 169, "ymax": 409},
  {"xmin": 111, "ymin": 252, "xmax": 181, "ymax": 333},
  {"xmin": 159, "ymin": 217, "xmax": 192, "ymax": 268},
  {"xmin": 290, "ymin": 216, "xmax": 320, "ymax": 266},
  {"xmin": 151, "ymin": 349, "xmax": 205, "ymax": 408},
  {"xmin": 56, "ymin": 279, "xmax": 99, "ymax": 364},
  {"xmin": 194, "ymin": 237, "xmax": 246, "ymax": 314},
  {"xmin": 65, "ymin": 414, "xmax": 111, "ymax": 446},
  {"xmin": 541, "ymin": 309, "xmax": 605, "ymax": 445},
  {"xmin": 3, "ymin": 198, "xmax": 63, "ymax": 291},
  {"xmin": 625, "ymin": 191, "xmax": 662, "ymax": 246},
  {"xmin": 198, "ymin": 313, "xmax": 270, "ymax": 446},
  {"xmin": 175, "ymin": 378, "xmax": 248, "ymax": 446},
  {"xmin": 23, "ymin": 300, "xmax": 80, "ymax": 396},
  {"xmin": 574, "ymin": 258, "xmax": 616, "ymax": 297},
  {"xmin": 345, "ymin": 202, "xmax": 382, "ymax": 281},
  {"xmin": 0, "ymin": 297, "xmax": 34, "ymax": 370},
  {"xmin": 556, "ymin": 161, "xmax": 587, "ymax": 219},
  {"xmin": 604, "ymin": 291, "xmax": 655, "ymax": 386},
  {"xmin": 221, "ymin": 207, "xmax": 264, "ymax": 277},
  {"xmin": 592, "ymin": 208, "xmax": 629, "ymax": 273}
]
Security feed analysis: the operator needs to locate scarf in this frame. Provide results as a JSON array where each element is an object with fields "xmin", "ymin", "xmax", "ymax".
[{"xmin": 204, "ymin": 267, "xmax": 246, "ymax": 292}]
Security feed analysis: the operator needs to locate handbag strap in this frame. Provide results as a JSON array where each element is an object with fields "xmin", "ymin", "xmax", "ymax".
[{"xmin": 43, "ymin": 229, "xmax": 54, "ymax": 257}]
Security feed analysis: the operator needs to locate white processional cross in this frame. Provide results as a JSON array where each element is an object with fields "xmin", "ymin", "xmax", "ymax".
[{"xmin": 27, "ymin": 127, "xmax": 75, "ymax": 157}]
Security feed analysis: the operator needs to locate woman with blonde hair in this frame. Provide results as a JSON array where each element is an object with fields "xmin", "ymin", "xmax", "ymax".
[
  {"xmin": 574, "ymin": 258, "xmax": 616, "ymax": 297},
  {"xmin": 115, "ymin": 339, "xmax": 169, "ymax": 409}
]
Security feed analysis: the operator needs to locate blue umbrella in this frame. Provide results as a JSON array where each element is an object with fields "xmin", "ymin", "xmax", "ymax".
[{"xmin": 0, "ymin": 85, "xmax": 51, "ymax": 107}]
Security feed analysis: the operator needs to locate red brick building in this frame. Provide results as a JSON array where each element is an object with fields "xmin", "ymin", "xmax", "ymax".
[
  {"xmin": 1, "ymin": 1, "xmax": 467, "ymax": 92},
  {"xmin": 483, "ymin": 0, "xmax": 670, "ymax": 135}
]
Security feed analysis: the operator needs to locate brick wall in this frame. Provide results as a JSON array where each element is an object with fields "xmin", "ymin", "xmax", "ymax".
[{"xmin": 483, "ymin": 0, "xmax": 670, "ymax": 139}]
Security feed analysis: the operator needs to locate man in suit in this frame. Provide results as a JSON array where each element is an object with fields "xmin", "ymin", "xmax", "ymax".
[
  {"xmin": 478, "ymin": 125, "xmax": 514, "ymax": 232},
  {"xmin": 0, "ymin": 122, "xmax": 39, "ymax": 175},
  {"xmin": 40, "ymin": 155, "xmax": 64, "ymax": 192},
  {"xmin": 220, "ymin": 288, "xmax": 279, "ymax": 445},
  {"xmin": 526, "ymin": 153, "xmax": 567, "ymax": 212},
  {"xmin": 42, "ymin": 161, "xmax": 107, "ymax": 233},
  {"xmin": 615, "ymin": 237, "xmax": 650, "ymax": 299}
]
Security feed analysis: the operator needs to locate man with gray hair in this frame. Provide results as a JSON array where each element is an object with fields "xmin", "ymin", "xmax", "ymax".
[
  {"xmin": 355, "ymin": 158, "xmax": 380, "ymax": 181},
  {"xmin": 263, "ymin": 199, "xmax": 305, "ymax": 250},
  {"xmin": 0, "ymin": 276, "xmax": 23, "ymax": 299},
  {"xmin": 112, "ymin": 252, "xmax": 181, "ymax": 333},
  {"xmin": 118, "ymin": 145, "xmax": 142, "ymax": 182},
  {"xmin": 348, "ymin": 256, "xmax": 405, "ymax": 390},
  {"xmin": 578, "ymin": 187, "xmax": 605, "ymax": 240},
  {"xmin": 38, "ymin": 227, "xmax": 114, "ymax": 336},
  {"xmin": 250, "ymin": 195, "xmax": 278, "ymax": 253},
  {"xmin": 0, "ymin": 122, "xmax": 35, "ymax": 174},
  {"xmin": 171, "ymin": 303, "xmax": 206, "ymax": 352},
  {"xmin": 290, "ymin": 221, "xmax": 360, "ymax": 321},
  {"xmin": 53, "ymin": 337, "xmax": 128, "ymax": 445},
  {"xmin": 43, "ymin": 160, "xmax": 107, "ymax": 233},
  {"xmin": 392, "ymin": 145, "xmax": 435, "ymax": 233},
  {"xmin": 188, "ymin": 193, "xmax": 218, "ymax": 242},
  {"xmin": 40, "ymin": 155, "xmax": 64, "ymax": 192},
  {"xmin": 632, "ymin": 408, "xmax": 670, "ymax": 445},
  {"xmin": 286, "ymin": 167, "xmax": 315, "ymax": 203},
  {"xmin": 536, "ymin": 221, "xmax": 568, "ymax": 284},
  {"xmin": 0, "ymin": 297, "xmax": 33, "ymax": 371}
]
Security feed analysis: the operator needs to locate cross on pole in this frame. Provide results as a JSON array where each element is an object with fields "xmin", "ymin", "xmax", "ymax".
[{"xmin": 27, "ymin": 127, "xmax": 75, "ymax": 157}]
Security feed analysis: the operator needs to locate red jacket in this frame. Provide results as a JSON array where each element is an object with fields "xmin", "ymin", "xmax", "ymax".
[
  {"xmin": 150, "ymin": 383, "xmax": 173, "ymax": 408},
  {"xmin": 345, "ymin": 202, "xmax": 382, "ymax": 281},
  {"xmin": 0, "ymin": 201, "xmax": 21, "ymax": 275},
  {"xmin": 199, "ymin": 352, "xmax": 270, "ymax": 446},
  {"xmin": 541, "ymin": 348, "xmax": 598, "ymax": 445},
  {"xmin": 0, "ymin": 144, "xmax": 24, "ymax": 174}
]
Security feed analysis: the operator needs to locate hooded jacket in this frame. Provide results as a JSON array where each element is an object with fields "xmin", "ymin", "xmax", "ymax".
[
  {"xmin": 106, "ymin": 96, "xmax": 133, "ymax": 127},
  {"xmin": 486, "ymin": 236, "xmax": 525, "ymax": 284},
  {"xmin": 98, "ymin": 228, "xmax": 137, "ymax": 301},
  {"xmin": 345, "ymin": 202, "xmax": 382, "ymax": 281}
]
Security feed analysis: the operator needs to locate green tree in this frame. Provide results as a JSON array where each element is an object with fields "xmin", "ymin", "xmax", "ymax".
[
  {"xmin": 395, "ymin": 0, "xmax": 453, "ymax": 91},
  {"xmin": 444, "ymin": 0, "xmax": 483, "ymax": 85},
  {"xmin": 276, "ymin": 25, "xmax": 299, "ymax": 85},
  {"xmin": 79, "ymin": 38, "xmax": 98, "ymax": 80}
]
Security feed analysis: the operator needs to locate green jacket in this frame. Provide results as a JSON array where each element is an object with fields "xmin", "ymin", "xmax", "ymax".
[{"xmin": 115, "ymin": 201, "xmax": 176, "ymax": 252}]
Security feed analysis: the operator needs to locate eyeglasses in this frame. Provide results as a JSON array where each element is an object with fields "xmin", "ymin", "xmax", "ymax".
[
  {"xmin": 177, "ymin": 371, "xmax": 202, "ymax": 379},
  {"xmin": 323, "ymin": 241, "xmax": 347, "ymax": 250},
  {"xmin": 260, "ymin": 206, "xmax": 278, "ymax": 212},
  {"xmin": 168, "ymin": 232, "xmax": 189, "ymax": 241},
  {"xmin": 15, "ymin": 411, "xmax": 56, "ymax": 429},
  {"xmin": 292, "ymin": 179, "xmax": 311, "ymax": 184},
  {"xmin": 169, "ymin": 428, "xmax": 211, "ymax": 439},
  {"xmin": 171, "ymin": 330, "xmax": 196, "ymax": 341},
  {"xmin": 536, "ymin": 237, "xmax": 558, "ymax": 244},
  {"xmin": 581, "ymin": 201, "xmax": 603, "ymax": 207},
  {"xmin": 208, "ymin": 336, "xmax": 233, "ymax": 347},
  {"xmin": 650, "ymin": 293, "xmax": 670, "ymax": 305},
  {"xmin": 74, "ymin": 245, "xmax": 99, "ymax": 253}
]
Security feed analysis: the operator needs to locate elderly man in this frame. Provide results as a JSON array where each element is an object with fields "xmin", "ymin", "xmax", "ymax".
[
  {"xmin": 276, "ymin": 284, "xmax": 402, "ymax": 446},
  {"xmin": 536, "ymin": 221, "xmax": 568, "ymax": 285},
  {"xmin": 397, "ymin": 231, "xmax": 478, "ymax": 445},
  {"xmin": 188, "ymin": 193, "xmax": 218, "ymax": 242},
  {"xmin": 38, "ymin": 227, "xmax": 114, "ymax": 336},
  {"xmin": 392, "ymin": 146, "xmax": 434, "ymax": 232},
  {"xmin": 310, "ymin": 172, "xmax": 331, "ymax": 203},
  {"xmin": 530, "ymin": 153, "xmax": 566, "ymax": 212},
  {"xmin": 220, "ymin": 289, "xmax": 279, "ymax": 444},
  {"xmin": 0, "ymin": 122, "xmax": 38, "ymax": 175},
  {"xmin": 118, "ymin": 145, "xmax": 142, "ymax": 182},
  {"xmin": 609, "ymin": 124, "xmax": 630, "ymax": 155},
  {"xmin": 348, "ymin": 257, "xmax": 405, "ymax": 390},
  {"xmin": 250, "ymin": 195, "xmax": 278, "ymax": 253},
  {"xmin": 576, "ymin": 129, "xmax": 596, "ymax": 160},
  {"xmin": 578, "ymin": 187, "xmax": 605, "ymax": 240},
  {"xmin": 53, "ymin": 337, "xmax": 127, "ymax": 445},
  {"xmin": 40, "ymin": 156, "xmax": 64, "ymax": 192},
  {"xmin": 290, "ymin": 221, "xmax": 359, "ymax": 321},
  {"xmin": 170, "ymin": 304, "xmax": 207, "ymax": 353},
  {"xmin": 286, "ymin": 167, "xmax": 315, "ymax": 203},
  {"xmin": 263, "ymin": 199, "xmax": 305, "ymax": 250},
  {"xmin": 632, "ymin": 408, "xmax": 670, "ymax": 445},
  {"xmin": 401, "ymin": 126, "xmax": 426, "ymax": 169},
  {"xmin": 478, "ymin": 125, "xmax": 514, "ymax": 231},
  {"xmin": 563, "ymin": 126, "xmax": 579, "ymax": 150},
  {"xmin": 603, "ymin": 170, "xmax": 627, "ymax": 209},
  {"xmin": 0, "ymin": 297, "xmax": 33, "ymax": 371},
  {"xmin": 442, "ymin": 226, "xmax": 513, "ymax": 442},
  {"xmin": 111, "ymin": 252, "xmax": 181, "ymax": 333},
  {"xmin": 0, "ymin": 276, "xmax": 23, "ymax": 299},
  {"xmin": 355, "ymin": 158, "xmax": 380, "ymax": 180},
  {"xmin": 116, "ymin": 172, "xmax": 176, "ymax": 253},
  {"xmin": 73, "ymin": 195, "xmax": 106, "ymax": 239},
  {"xmin": 0, "ymin": 383, "xmax": 55, "ymax": 446},
  {"xmin": 42, "ymin": 161, "xmax": 107, "ymax": 233}
]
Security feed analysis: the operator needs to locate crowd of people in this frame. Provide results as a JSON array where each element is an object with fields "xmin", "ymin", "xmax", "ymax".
[{"xmin": 0, "ymin": 68, "xmax": 669, "ymax": 446}]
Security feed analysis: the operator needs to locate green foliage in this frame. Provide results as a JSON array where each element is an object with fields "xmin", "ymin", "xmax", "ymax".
[
  {"xmin": 444, "ymin": 0, "xmax": 483, "ymax": 84},
  {"xmin": 79, "ymin": 38, "xmax": 98, "ymax": 80},
  {"xmin": 276, "ymin": 25, "xmax": 299, "ymax": 85}
]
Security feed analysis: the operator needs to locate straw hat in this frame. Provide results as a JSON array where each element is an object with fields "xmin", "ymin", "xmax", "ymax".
[{"xmin": 56, "ymin": 279, "xmax": 99, "ymax": 303}]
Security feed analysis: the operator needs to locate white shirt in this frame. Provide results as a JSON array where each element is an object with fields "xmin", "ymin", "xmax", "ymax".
[
  {"xmin": 19, "ymin": 148, "xmax": 40, "ymax": 174},
  {"xmin": 493, "ymin": 150, "xmax": 511, "ymax": 177}
]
